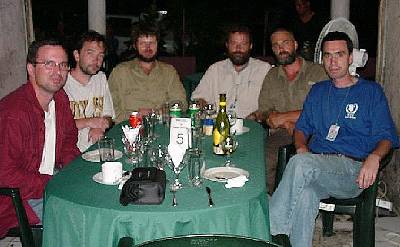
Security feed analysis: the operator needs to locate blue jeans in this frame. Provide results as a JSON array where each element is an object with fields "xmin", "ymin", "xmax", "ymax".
[
  {"xmin": 269, "ymin": 153, "xmax": 363, "ymax": 247},
  {"xmin": 28, "ymin": 198, "xmax": 43, "ymax": 223}
]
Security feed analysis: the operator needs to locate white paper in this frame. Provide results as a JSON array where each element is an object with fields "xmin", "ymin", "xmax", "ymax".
[
  {"xmin": 225, "ymin": 175, "xmax": 248, "ymax": 188},
  {"xmin": 169, "ymin": 118, "xmax": 191, "ymax": 150},
  {"xmin": 122, "ymin": 125, "xmax": 140, "ymax": 145},
  {"xmin": 168, "ymin": 143, "xmax": 186, "ymax": 168}
]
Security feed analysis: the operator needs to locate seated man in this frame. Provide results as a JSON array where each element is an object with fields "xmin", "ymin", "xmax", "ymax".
[
  {"xmin": 64, "ymin": 30, "xmax": 115, "ymax": 152},
  {"xmin": 108, "ymin": 23, "xmax": 187, "ymax": 122},
  {"xmin": 191, "ymin": 25, "xmax": 271, "ymax": 119},
  {"xmin": 269, "ymin": 31, "xmax": 399, "ymax": 247},
  {"xmin": 252, "ymin": 28, "xmax": 327, "ymax": 193},
  {"xmin": 0, "ymin": 39, "xmax": 80, "ymax": 237}
]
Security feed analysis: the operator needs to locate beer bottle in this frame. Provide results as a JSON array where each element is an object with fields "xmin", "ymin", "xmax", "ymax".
[{"xmin": 213, "ymin": 94, "xmax": 230, "ymax": 154}]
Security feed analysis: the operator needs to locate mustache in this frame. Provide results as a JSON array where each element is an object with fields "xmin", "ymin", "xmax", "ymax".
[
  {"xmin": 231, "ymin": 52, "xmax": 245, "ymax": 56},
  {"xmin": 278, "ymin": 51, "xmax": 290, "ymax": 56}
]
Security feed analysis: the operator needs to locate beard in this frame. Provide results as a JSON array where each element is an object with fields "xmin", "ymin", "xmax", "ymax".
[
  {"xmin": 275, "ymin": 50, "xmax": 297, "ymax": 65},
  {"xmin": 79, "ymin": 62, "xmax": 100, "ymax": 76},
  {"xmin": 137, "ymin": 53, "xmax": 157, "ymax": 63},
  {"xmin": 227, "ymin": 51, "xmax": 251, "ymax": 66}
]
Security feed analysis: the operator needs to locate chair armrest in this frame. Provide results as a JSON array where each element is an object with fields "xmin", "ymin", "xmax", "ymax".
[
  {"xmin": 274, "ymin": 144, "xmax": 296, "ymax": 190},
  {"xmin": 379, "ymin": 148, "xmax": 394, "ymax": 171}
]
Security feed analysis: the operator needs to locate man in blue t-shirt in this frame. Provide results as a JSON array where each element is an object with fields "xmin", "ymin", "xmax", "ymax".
[{"xmin": 269, "ymin": 31, "xmax": 399, "ymax": 247}]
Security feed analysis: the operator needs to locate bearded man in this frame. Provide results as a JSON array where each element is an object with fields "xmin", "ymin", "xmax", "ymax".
[
  {"xmin": 251, "ymin": 27, "xmax": 328, "ymax": 194},
  {"xmin": 191, "ymin": 25, "xmax": 271, "ymax": 118},
  {"xmin": 64, "ymin": 30, "xmax": 115, "ymax": 151},
  {"xmin": 108, "ymin": 24, "xmax": 187, "ymax": 122}
]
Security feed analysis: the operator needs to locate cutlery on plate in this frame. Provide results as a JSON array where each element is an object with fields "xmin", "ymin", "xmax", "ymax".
[
  {"xmin": 171, "ymin": 189, "xmax": 177, "ymax": 207},
  {"xmin": 206, "ymin": 186, "xmax": 214, "ymax": 207}
]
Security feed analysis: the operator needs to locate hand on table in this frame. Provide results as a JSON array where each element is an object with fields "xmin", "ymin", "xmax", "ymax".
[
  {"xmin": 88, "ymin": 128, "xmax": 105, "ymax": 143},
  {"xmin": 89, "ymin": 117, "xmax": 110, "ymax": 130}
]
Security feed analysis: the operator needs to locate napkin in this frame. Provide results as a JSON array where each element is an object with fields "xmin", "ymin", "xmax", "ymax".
[
  {"xmin": 225, "ymin": 175, "xmax": 248, "ymax": 188},
  {"xmin": 168, "ymin": 143, "xmax": 186, "ymax": 168},
  {"xmin": 122, "ymin": 125, "xmax": 141, "ymax": 145}
]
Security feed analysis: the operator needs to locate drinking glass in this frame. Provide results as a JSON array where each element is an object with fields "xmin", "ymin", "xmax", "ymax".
[
  {"xmin": 188, "ymin": 150, "xmax": 204, "ymax": 187},
  {"xmin": 165, "ymin": 151, "xmax": 189, "ymax": 190},
  {"xmin": 98, "ymin": 137, "xmax": 115, "ymax": 162},
  {"xmin": 122, "ymin": 137, "xmax": 143, "ymax": 166},
  {"xmin": 227, "ymin": 109, "xmax": 237, "ymax": 127},
  {"xmin": 142, "ymin": 114, "xmax": 157, "ymax": 144},
  {"xmin": 148, "ymin": 144, "xmax": 168, "ymax": 170},
  {"xmin": 221, "ymin": 135, "xmax": 238, "ymax": 167}
]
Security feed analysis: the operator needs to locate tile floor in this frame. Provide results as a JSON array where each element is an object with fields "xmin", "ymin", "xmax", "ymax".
[{"xmin": 1, "ymin": 216, "xmax": 399, "ymax": 246}]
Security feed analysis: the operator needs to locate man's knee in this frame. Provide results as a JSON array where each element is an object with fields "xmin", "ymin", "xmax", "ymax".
[{"xmin": 286, "ymin": 153, "xmax": 320, "ymax": 179}]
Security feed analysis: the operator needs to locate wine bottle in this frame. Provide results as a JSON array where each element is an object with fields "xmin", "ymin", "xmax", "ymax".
[{"xmin": 213, "ymin": 94, "xmax": 230, "ymax": 154}]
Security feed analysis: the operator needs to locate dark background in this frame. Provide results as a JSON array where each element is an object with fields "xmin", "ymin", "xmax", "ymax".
[{"xmin": 32, "ymin": 0, "xmax": 379, "ymax": 71}]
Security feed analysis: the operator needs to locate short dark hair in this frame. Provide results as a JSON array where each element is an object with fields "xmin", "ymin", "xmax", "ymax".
[
  {"xmin": 225, "ymin": 24, "xmax": 252, "ymax": 44},
  {"xmin": 270, "ymin": 27, "xmax": 296, "ymax": 41},
  {"xmin": 132, "ymin": 23, "xmax": 160, "ymax": 45},
  {"xmin": 75, "ymin": 30, "xmax": 106, "ymax": 52},
  {"xmin": 27, "ymin": 39, "xmax": 66, "ymax": 64},
  {"xmin": 321, "ymin": 31, "xmax": 353, "ymax": 53}
]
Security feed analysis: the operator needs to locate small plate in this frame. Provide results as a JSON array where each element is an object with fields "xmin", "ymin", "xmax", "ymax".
[
  {"xmin": 233, "ymin": 126, "xmax": 250, "ymax": 135},
  {"xmin": 202, "ymin": 167, "xmax": 249, "ymax": 182},
  {"xmin": 92, "ymin": 171, "xmax": 125, "ymax": 185},
  {"xmin": 82, "ymin": 149, "xmax": 123, "ymax": 162}
]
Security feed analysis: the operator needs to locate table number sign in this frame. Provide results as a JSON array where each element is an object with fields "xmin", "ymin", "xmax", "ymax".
[{"xmin": 170, "ymin": 118, "xmax": 191, "ymax": 150}]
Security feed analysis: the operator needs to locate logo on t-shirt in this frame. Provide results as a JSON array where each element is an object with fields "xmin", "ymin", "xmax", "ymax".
[
  {"xmin": 70, "ymin": 96, "xmax": 104, "ymax": 119},
  {"xmin": 345, "ymin": 103, "xmax": 358, "ymax": 119}
]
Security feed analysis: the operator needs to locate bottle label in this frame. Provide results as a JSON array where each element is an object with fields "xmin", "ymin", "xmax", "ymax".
[{"xmin": 213, "ymin": 128, "xmax": 225, "ymax": 154}]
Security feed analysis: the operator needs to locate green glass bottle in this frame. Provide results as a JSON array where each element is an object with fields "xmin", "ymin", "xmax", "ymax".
[{"xmin": 213, "ymin": 94, "xmax": 230, "ymax": 154}]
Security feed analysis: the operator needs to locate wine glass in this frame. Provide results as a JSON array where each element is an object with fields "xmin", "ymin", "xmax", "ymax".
[
  {"xmin": 122, "ymin": 137, "xmax": 144, "ymax": 168},
  {"xmin": 165, "ymin": 151, "xmax": 189, "ymax": 190},
  {"xmin": 221, "ymin": 135, "xmax": 238, "ymax": 167},
  {"xmin": 227, "ymin": 109, "xmax": 237, "ymax": 130},
  {"xmin": 148, "ymin": 144, "xmax": 167, "ymax": 170}
]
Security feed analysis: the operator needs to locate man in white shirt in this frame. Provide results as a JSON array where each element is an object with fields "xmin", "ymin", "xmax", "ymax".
[
  {"xmin": 64, "ymin": 31, "xmax": 115, "ymax": 151},
  {"xmin": 191, "ymin": 25, "xmax": 271, "ymax": 118}
]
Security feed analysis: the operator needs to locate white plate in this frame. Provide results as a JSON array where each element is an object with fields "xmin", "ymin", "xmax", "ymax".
[
  {"xmin": 92, "ymin": 171, "xmax": 125, "ymax": 185},
  {"xmin": 233, "ymin": 126, "xmax": 250, "ymax": 135},
  {"xmin": 202, "ymin": 167, "xmax": 249, "ymax": 182},
  {"xmin": 82, "ymin": 149, "xmax": 123, "ymax": 162}
]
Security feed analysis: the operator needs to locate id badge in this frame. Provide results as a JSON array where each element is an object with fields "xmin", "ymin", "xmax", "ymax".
[{"xmin": 326, "ymin": 124, "xmax": 340, "ymax": 141}]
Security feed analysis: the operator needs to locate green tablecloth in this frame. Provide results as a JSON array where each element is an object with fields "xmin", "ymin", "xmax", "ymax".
[{"xmin": 42, "ymin": 120, "xmax": 270, "ymax": 247}]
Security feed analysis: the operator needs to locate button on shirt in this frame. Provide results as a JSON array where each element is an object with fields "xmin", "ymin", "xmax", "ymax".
[{"xmin": 191, "ymin": 58, "xmax": 271, "ymax": 118}]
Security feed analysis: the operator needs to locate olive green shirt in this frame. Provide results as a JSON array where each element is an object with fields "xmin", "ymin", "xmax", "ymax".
[
  {"xmin": 108, "ymin": 58, "xmax": 187, "ymax": 122},
  {"xmin": 258, "ymin": 58, "xmax": 328, "ymax": 114}
]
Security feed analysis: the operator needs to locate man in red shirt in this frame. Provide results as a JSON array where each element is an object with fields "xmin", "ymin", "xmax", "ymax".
[{"xmin": 0, "ymin": 39, "xmax": 80, "ymax": 237}]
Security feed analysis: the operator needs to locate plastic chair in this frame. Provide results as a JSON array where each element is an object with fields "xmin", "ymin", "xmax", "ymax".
[
  {"xmin": 118, "ymin": 234, "xmax": 280, "ymax": 247},
  {"xmin": 274, "ymin": 144, "xmax": 394, "ymax": 247},
  {"xmin": 0, "ymin": 188, "xmax": 42, "ymax": 247}
]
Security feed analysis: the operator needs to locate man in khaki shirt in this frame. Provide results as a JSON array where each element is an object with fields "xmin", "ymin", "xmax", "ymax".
[
  {"xmin": 251, "ymin": 28, "xmax": 327, "ymax": 193},
  {"xmin": 108, "ymin": 24, "xmax": 187, "ymax": 122}
]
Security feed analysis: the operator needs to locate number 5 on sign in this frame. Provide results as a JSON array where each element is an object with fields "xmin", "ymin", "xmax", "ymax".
[{"xmin": 170, "ymin": 118, "xmax": 191, "ymax": 150}]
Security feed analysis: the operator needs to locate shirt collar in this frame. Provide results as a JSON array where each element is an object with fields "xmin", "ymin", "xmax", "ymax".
[{"xmin": 226, "ymin": 57, "xmax": 252, "ymax": 73}]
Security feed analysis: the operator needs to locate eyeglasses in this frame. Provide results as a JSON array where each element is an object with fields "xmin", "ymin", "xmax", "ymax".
[{"xmin": 34, "ymin": 60, "xmax": 70, "ymax": 71}]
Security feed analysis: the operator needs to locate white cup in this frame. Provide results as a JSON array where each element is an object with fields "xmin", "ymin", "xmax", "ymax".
[
  {"xmin": 101, "ymin": 162, "xmax": 122, "ymax": 184},
  {"xmin": 231, "ymin": 118, "xmax": 243, "ymax": 134}
]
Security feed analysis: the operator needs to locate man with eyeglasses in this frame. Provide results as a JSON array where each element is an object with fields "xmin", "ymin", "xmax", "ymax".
[
  {"xmin": 0, "ymin": 39, "xmax": 80, "ymax": 237},
  {"xmin": 64, "ymin": 30, "xmax": 115, "ymax": 152},
  {"xmin": 191, "ymin": 24, "xmax": 271, "ymax": 118},
  {"xmin": 108, "ymin": 23, "xmax": 187, "ymax": 122},
  {"xmin": 250, "ymin": 28, "xmax": 327, "ymax": 194}
]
